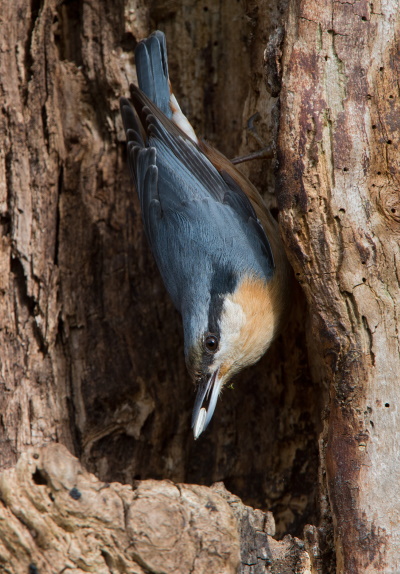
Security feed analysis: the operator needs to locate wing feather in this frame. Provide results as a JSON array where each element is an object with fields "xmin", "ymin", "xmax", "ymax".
[{"xmin": 121, "ymin": 93, "xmax": 275, "ymax": 282}]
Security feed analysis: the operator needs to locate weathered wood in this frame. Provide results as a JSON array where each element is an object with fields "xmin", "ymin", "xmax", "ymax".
[
  {"xmin": 0, "ymin": 443, "xmax": 312, "ymax": 573},
  {"xmin": 4, "ymin": 0, "xmax": 399, "ymax": 571},
  {"xmin": 277, "ymin": 1, "xmax": 400, "ymax": 571},
  {"xmin": 0, "ymin": 0, "xmax": 319, "ymax": 543}
]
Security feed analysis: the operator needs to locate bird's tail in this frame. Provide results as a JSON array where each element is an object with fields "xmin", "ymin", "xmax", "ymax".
[
  {"xmin": 134, "ymin": 31, "xmax": 198, "ymax": 144},
  {"xmin": 135, "ymin": 31, "xmax": 172, "ymax": 119}
]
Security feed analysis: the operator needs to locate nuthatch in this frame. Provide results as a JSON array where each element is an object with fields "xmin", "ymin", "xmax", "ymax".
[{"xmin": 120, "ymin": 31, "xmax": 291, "ymax": 439}]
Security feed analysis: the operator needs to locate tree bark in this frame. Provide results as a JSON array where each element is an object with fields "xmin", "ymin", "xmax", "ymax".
[
  {"xmin": 0, "ymin": 443, "xmax": 314, "ymax": 573},
  {"xmin": 0, "ymin": 0, "xmax": 398, "ymax": 572},
  {"xmin": 277, "ymin": 0, "xmax": 400, "ymax": 572},
  {"xmin": 0, "ymin": 0, "xmax": 319, "ymax": 539}
]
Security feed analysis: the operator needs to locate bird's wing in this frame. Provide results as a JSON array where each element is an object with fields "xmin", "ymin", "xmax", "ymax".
[
  {"xmin": 197, "ymin": 139, "xmax": 289, "ymax": 272},
  {"xmin": 131, "ymin": 32, "xmax": 276, "ymax": 269},
  {"xmin": 132, "ymin": 31, "xmax": 277, "ymax": 253},
  {"xmin": 121, "ymin": 92, "xmax": 278, "ymax": 313},
  {"xmin": 120, "ymin": 98, "xmax": 163, "ymax": 252},
  {"xmin": 124, "ymin": 86, "xmax": 229, "ymax": 203},
  {"xmin": 221, "ymin": 170, "xmax": 275, "ymax": 269},
  {"xmin": 122, "ymin": 89, "xmax": 275, "ymax": 265}
]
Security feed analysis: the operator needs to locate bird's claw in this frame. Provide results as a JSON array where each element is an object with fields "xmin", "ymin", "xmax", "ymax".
[{"xmin": 231, "ymin": 112, "xmax": 274, "ymax": 165}]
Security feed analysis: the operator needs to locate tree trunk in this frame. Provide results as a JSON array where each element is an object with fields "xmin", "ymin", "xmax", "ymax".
[
  {"xmin": 0, "ymin": 0, "xmax": 398, "ymax": 572},
  {"xmin": 277, "ymin": 0, "xmax": 400, "ymax": 572},
  {"xmin": 1, "ymin": 0, "xmax": 318, "ymax": 537}
]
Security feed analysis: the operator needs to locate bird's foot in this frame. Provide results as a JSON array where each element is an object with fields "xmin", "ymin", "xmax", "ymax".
[{"xmin": 231, "ymin": 112, "xmax": 274, "ymax": 165}]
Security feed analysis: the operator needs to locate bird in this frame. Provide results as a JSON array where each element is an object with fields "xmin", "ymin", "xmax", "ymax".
[{"xmin": 120, "ymin": 31, "xmax": 291, "ymax": 439}]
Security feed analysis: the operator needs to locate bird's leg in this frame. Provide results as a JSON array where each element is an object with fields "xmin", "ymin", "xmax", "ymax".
[
  {"xmin": 231, "ymin": 147, "xmax": 274, "ymax": 164},
  {"xmin": 231, "ymin": 112, "xmax": 274, "ymax": 165}
]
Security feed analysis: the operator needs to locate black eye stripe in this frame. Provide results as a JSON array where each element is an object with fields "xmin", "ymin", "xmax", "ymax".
[{"xmin": 208, "ymin": 266, "xmax": 237, "ymax": 334}]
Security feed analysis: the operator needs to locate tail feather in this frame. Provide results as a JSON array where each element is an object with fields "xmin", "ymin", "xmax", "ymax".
[{"xmin": 135, "ymin": 31, "xmax": 171, "ymax": 119}]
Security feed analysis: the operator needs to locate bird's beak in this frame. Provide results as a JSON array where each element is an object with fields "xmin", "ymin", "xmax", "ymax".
[{"xmin": 191, "ymin": 369, "xmax": 222, "ymax": 439}]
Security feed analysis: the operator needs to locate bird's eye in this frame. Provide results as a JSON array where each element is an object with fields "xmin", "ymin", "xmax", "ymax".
[{"xmin": 204, "ymin": 334, "xmax": 219, "ymax": 353}]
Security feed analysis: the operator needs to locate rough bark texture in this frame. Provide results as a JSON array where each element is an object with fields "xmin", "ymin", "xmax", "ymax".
[
  {"xmin": 277, "ymin": 0, "xmax": 400, "ymax": 572},
  {"xmin": 1, "ymin": 0, "xmax": 398, "ymax": 571},
  {"xmin": 0, "ymin": 0, "xmax": 320, "ymax": 544},
  {"xmin": 0, "ymin": 443, "xmax": 312, "ymax": 573}
]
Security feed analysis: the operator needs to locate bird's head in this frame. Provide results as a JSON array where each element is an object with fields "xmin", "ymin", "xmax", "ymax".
[{"xmin": 184, "ymin": 273, "xmax": 279, "ymax": 439}]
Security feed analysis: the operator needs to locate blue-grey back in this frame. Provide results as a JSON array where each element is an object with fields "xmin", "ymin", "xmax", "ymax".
[{"xmin": 121, "ymin": 31, "xmax": 275, "ymax": 317}]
